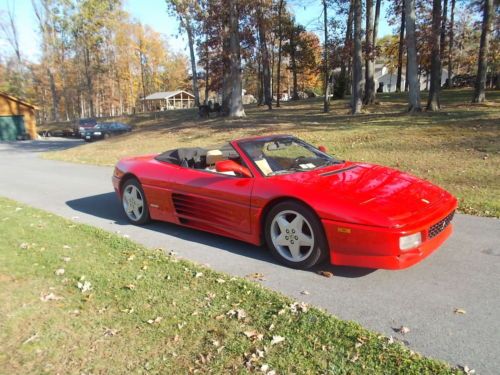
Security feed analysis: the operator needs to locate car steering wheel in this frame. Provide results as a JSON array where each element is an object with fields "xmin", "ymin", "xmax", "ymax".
[{"xmin": 292, "ymin": 156, "xmax": 307, "ymax": 167}]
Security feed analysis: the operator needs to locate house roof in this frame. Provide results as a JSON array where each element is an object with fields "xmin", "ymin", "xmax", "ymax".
[
  {"xmin": 142, "ymin": 90, "xmax": 194, "ymax": 100},
  {"xmin": 0, "ymin": 91, "xmax": 38, "ymax": 109}
]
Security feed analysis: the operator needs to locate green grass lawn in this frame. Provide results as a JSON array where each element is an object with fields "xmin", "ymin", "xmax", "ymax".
[
  {"xmin": 0, "ymin": 197, "xmax": 463, "ymax": 374},
  {"xmin": 45, "ymin": 89, "xmax": 500, "ymax": 217}
]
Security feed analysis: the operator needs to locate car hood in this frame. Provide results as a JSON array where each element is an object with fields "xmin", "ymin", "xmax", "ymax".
[{"xmin": 273, "ymin": 162, "xmax": 454, "ymax": 227}]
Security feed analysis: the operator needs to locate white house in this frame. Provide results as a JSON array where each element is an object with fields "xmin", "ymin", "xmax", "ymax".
[{"xmin": 334, "ymin": 64, "xmax": 451, "ymax": 93}]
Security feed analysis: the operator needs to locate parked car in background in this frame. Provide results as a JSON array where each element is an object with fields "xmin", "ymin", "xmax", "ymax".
[
  {"xmin": 84, "ymin": 122, "xmax": 132, "ymax": 142},
  {"xmin": 77, "ymin": 118, "xmax": 97, "ymax": 137}
]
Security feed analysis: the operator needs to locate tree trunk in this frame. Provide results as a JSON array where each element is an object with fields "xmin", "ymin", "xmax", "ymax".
[
  {"xmin": 257, "ymin": 56, "xmax": 264, "ymax": 105},
  {"xmin": 472, "ymin": 0, "xmax": 493, "ymax": 103},
  {"xmin": 186, "ymin": 21, "xmax": 200, "ymax": 107},
  {"xmin": 426, "ymin": 0, "xmax": 442, "ymax": 111},
  {"xmin": 221, "ymin": 25, "xmax": 232, "ymax": 113},
  {"xmin": 373, "ymin": 0, "xmax": 381, "ymax": 43},
  {"xmin": 447, "ymin": 0, "xmax": 456, "ymax": 87},
  {"xmin": 396, "ymin": 0, "xmax": 405, "ymax": 92},
  {"xmin": 405, "ymin": 0, "xmax": 421, "ymax": 112},
  {"xmin": 228, "ymin": 1, "xmax": 245, "ymax": 117},
  {"xmin": 351, "ymin": 0, "xmax": 362, "ymax": 114},
  {"xmin": 345, "ymin": 0, "xmax": 354, "ymax": 95},
  {"xmin": 276, "ymin": 0, "xmax": 284, "ymax": 107},
  {"xmin": 363, "ymin": 0, "xmax": 375, "ymax": 104},
  {"xmin": 439, "ymin": 0, "xmax": 448, "ymax": 86},
  {"xmin": 204, "ymin": 37, "xmax": 210, "ymax": 104},
  {"xmin": 290, "ymin": 28, "xmax": 299, "ymax": 100},
  {"xmin": 47, "ymin": 68, "xmax": 60, "ymax": 122},
  {"xmin": 257, "ymin": 5, "xmax": 272, "ymax": 109},
  {"xmin": 323, "ymin": 0, "xmax": 330, "ymax": 112}
]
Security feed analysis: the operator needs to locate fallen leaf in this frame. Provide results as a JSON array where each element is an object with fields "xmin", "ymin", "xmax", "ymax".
[
  {"xmin": 246, "ymin": 272, "xmax": 265, "ymax": 281},
  {"xmin": 19, "ymin": 242, "xmax": 30, "ymax": 250},
  {"xmin": 454, "ymin": 308, "xmax": 466, "ymax": 315},
  {"xmin": 290, "ymin": 302, "xmax": 308, "ymax": 314},
  {"xmin": 55, "ymin": 268, "xmax": 65, "ymax": 276},
  {"xmin": 103, "ymin": 328, "xmax": 119, "ymax": 337},
  {"xmin": 40, "ymin": 292, "xmax": 64, "ymax": 302},
  {"xmin": 270, "ymin": 335, "xmax": 285, "ymax": 345},
  {"xmin": 195, "ymin": 272, "xmax": 203, "ymax": 278},
  {"xmin": 461, "ymin": 365, "xmax": 476, "ymax": 375},
  {"xmin": 300, "ymin": 290, "xmax": 310, "ymax": 295},
  {"xmin": 147, "ymin": 316, "xmax": 162, "ymax": 324},
  {"xmin": 394, "ymin": 326, "xmax": 410, "ymax": 335},
  {"xmin": 243, "ymin": 330, "xmax": 264, "ymax": 341},
  {"xmin": 77, "ymin": 281, "xmax": 92, "ymax": 293},
  {"xmin": 317, "ymin": 271, "xmax": 333, "ymax": 278},
  {"xmin": 63, "ymin": 245, "xmax": 71, "ymax": 249},
  {"xmin": 216, "ymin": 278, "xmax": 226, "ymax": 283},
  {"xmin": 260, "ymin": 364, "xmax": 269, "ymax": 372},
  {"xmin": 62, "ymin": 257, "xmax": 71, "ymax": 262}
]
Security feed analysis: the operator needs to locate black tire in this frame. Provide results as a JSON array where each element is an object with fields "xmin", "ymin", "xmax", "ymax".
[
  {"xmin": 264, "ymin": 201, "xmax": 328, "ymax": 269},
  {"xmin": 121, "ymin": 178, "xmax": 150, "ymax": 225}
]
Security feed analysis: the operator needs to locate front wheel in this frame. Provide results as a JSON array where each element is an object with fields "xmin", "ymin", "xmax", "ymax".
[
  {"xmin": 121, "ymin": 178, "xmax": 150, "ymax": 225},
  {"xmin": 264, "ymin": 201, "xmax": 328, "ymax": 269}
]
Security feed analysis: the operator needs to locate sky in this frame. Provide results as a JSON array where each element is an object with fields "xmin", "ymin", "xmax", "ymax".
[{"xmin": 0, "ymin": 0, "xmax": 393, "ymax": 62}]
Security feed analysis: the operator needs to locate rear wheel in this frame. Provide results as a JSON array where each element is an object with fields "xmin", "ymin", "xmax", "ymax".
[
  {"xmin": 264, "ymin": 201, "xmax": 328, "ymax": 269},
  {"xmin": 122, "ymin": 178, "xmax": 150, "ymax": 225}
]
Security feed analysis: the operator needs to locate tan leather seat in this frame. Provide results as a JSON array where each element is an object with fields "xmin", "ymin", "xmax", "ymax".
[{"xmin": 206, "ymin": 150, "xmax": 225, "ymax": 165}]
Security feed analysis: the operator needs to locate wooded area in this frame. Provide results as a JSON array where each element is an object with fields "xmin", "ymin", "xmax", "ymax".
[{"xmin": 0, "ymin": 0, "xmax": 498, "ymax": 123}]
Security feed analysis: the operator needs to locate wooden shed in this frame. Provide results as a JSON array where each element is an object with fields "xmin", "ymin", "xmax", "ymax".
[
  {"xmin": 142, "ymin": 90, "xmax": 195, "ymax": 111},
  {"xmin": 0, "ymin": 92, "xmax": 38, "ymax": 140}
]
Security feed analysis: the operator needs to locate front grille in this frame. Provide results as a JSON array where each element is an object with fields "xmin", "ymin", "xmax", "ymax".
[{"xmin": 428, "ymin": 211, "xmax": 455, "ymax": 239}]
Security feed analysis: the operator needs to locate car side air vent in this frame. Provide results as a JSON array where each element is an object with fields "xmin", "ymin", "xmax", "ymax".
[
  {"xmin": 319, "ymin": 165, "xmax": 359, "ymax": 177},
  {"xmin": 171, "ymin": 193, "xmax": 233, "ymax": 227}
]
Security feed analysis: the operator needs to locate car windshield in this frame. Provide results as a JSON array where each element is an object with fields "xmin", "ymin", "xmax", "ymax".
[{"xmin": 239, "ymin": 137, "xmax": 340, "ymax": 176}]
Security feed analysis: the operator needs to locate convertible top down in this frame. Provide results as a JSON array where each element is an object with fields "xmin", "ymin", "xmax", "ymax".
[{"xmin": 113, "ymin": 135, "xmax": 457, "ymax": 270}]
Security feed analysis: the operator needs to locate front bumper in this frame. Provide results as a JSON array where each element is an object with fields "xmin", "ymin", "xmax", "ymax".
[{"xmin": 322, "ymin": 208, "xmax": 456, "ymax": 270}]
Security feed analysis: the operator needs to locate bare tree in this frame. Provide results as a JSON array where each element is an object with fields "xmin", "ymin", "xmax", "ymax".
[
  {"xmin": 396, "ymin": 0, "xmax": 405, "ymax": 92},
  {"xmin": 363, "ymin": 0, "xmax": 375, "ymax": 104},
  {"xmin": 0, "ymin": 2, "xmax": 21, "ymax": 63},
  {"xmin": 472, "ymin": 0, "xmax": 493, "ymax": 103},
  {"xmin": 426, "ymin": 0, "xmax": 441, "ymax": 111},
  {"xmin": 228, "ymin": 0, "xmax": 245, "ymax": 117},
  {"xmin": 351, "ymin": 0, "xmax": 362, "ymax": 114},
  {"xmin": 439, "ymin": 0, "xmax": 448, "ymax": 84},
  {"xmin": 166, "ymin": 0, "xmax": 200, "ymax": 107},
  {"xmin": 405, "ymin": 0, "xmax": 421, "ymax": 111},
  {"xmin": 257, "ymin": 1, "xmax": 272, "ymax": 109},
  {"xmin": 447, "ymin": 0, "xmax": 456, "ymax": 87},
  {"xmin": 323, "ymin": 0, "xmax": 330, "ymax": 112},
  {"xmin": 276, "ymin": 0, "xmax": 285, "ymax": 107}
]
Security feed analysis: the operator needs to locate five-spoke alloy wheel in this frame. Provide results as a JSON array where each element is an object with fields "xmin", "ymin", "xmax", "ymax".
[
  {"xmin": 265, "ymin": 201, "xmax": 328, "ymax": 269},
  {"xmin": 121, "ymin": 178, "xmax": 150, "ymax": 225}
]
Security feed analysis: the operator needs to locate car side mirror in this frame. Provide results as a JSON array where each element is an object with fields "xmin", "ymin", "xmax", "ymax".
[
  {"xmin": 215, "ymin": 160, "xmax": 252, "ymax": 178},
  {"xmin": 318, "ymin": 145, "xmax": 328, "ymax": 153}
]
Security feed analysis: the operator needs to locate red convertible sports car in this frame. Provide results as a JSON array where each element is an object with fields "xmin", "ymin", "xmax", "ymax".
[{"xmin": 113, "ymin": 135, "xmax": 457, "ymax": 270}]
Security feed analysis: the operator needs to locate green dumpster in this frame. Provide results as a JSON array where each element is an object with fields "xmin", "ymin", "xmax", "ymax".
[{"xmin": 0, "ymin": 115, "xmax": 26, "ymax": 141}]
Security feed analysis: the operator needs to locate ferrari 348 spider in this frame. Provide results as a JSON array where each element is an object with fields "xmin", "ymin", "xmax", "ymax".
[{"xmin": 113, "ymin": 135, "xmax": 457, "ymax": 270}]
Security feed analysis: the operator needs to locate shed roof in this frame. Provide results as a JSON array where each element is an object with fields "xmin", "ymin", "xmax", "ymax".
[
  {"xmin": 142, "ymin": 90, "xmax": 194, "ymax": 100},
  {"xmin": 0, "ymin": 91, "xmax": 38, "ymax": 109}
]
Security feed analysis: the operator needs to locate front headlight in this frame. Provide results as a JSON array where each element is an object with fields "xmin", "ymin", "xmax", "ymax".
[
  {"xmin": 94, "ymin": 132, "xmax": 102, "ymax": 135},
  {"xmin": 399, "ymin": 232, "xmax": 422, "ymax": 251}
]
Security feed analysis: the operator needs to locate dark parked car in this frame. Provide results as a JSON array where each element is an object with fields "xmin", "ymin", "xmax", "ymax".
[
  {"xmin": 77, "ymin": 118, "xmax": 98, "ymax": 137},
  {"xmin": 83, "ymin": 122, "xmax": 132, "ymax": 142}
]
